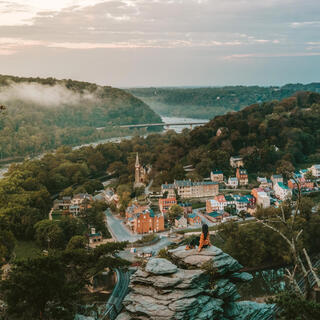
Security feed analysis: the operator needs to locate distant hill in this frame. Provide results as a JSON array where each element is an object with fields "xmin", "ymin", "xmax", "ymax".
[
  {"xmin": 127, "ymin": 83, "xmax": 320, "ymax": 119},
  {"xmin": 0, "ymin": 75, "xmax": 161, "ymax": 158}
]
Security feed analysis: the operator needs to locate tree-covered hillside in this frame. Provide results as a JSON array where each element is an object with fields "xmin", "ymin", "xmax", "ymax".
[
  {"xmin": 0, "ymin": 75, "xmax": 161, "ymax": 158},
  {"xmin": 128, "ymin": 83, "xmax": 320, "ymax": 119}
]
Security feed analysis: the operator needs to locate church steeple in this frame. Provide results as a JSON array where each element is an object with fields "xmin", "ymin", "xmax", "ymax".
[{"xmin": 135, "ymin": 152, "xmax": 140, "ymax": 167}]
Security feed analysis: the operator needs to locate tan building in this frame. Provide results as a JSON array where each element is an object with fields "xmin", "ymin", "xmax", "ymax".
[
  {"xmin": 210, "ymin": 170, "xmax": 224, "ymax": 183},
  {"xmin": 161, "ymin": 180, "xmax": 219, "ymax": 199}
]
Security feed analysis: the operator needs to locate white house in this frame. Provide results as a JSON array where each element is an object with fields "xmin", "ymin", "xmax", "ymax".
[
  {"xmin": 228, "ymin": 177, "xmax": 239, "ymax": 188},
  {"xmin": 230, "ymin": 156, "xmax": 244, "ymax": 168},
  {"xmin": 310, "ymin": 165, "xmax": 320, "ymax": 178},
  {"xmin": 273, "ymin": 182, "xmax": 292, "ymax": 200},
  {"xmin": 257, "ymin": 191, "xmax": 270, "ymax": 208}
]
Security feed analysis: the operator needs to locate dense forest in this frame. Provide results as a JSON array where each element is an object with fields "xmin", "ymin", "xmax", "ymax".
[
  {"xmin": 0, "ymin": 74, "xmax": 161, "ymax": 159},
  {"xmin": 128, "ymin": 83, "xmax": 320, "ymax": 119}
]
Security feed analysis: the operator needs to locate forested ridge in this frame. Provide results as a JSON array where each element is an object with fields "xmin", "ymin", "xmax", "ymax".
[
  {"xmin": 0, "ymin": 74, "xmax": 161, "ymax": 158},
  {"xmin": 128, "ymin": 83, "xmax": 320, "ymax": 119}
]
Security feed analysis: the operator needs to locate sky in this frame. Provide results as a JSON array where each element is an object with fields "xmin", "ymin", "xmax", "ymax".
[{"xmin": 0, "ymin": 0, "xmax": 319, "ymax": 87}]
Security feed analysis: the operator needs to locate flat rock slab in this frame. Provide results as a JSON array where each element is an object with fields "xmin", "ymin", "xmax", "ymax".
[
  {"xmin": 145, "ymin": 257, "xmax": 178, "ymax": 275},
  {"xmin": 168, "ymin": 245, "xmax": 242, "ymax": 274}
]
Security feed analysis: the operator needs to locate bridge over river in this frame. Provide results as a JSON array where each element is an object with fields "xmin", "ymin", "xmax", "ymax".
[{"xmin": 119, "ymin": 121, "xmax": 208, "ymax": 129}]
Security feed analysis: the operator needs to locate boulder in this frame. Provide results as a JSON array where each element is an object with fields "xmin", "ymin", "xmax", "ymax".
[
  {"xmin": 116, "ymin": 246, "xmax": 274, "ymax": 320},
  {"xmin": 145, "ymin": 258, "xmax": 178, "ymax": 275}
]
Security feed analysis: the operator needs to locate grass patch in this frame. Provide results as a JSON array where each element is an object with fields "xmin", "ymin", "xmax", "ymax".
[
  {"xmin": 14, "ymin": 240, "xmax": 42, "ymax": 260},
  {"xmin": 191, "ymin": 202, "xmax": 205, "ymax": 209}
]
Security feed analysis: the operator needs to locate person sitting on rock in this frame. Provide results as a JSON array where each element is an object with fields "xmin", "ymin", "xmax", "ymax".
[{"xmin": 186, "ymin": 224, "xmax": 211, "ymax": 252}]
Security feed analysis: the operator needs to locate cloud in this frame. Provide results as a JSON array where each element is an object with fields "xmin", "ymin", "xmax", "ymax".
[
  {"xmin": 0, "ymin": 0, "xmax": 319, "ymax": 86},
  {"xmin": 290, "ymin": 21, "xmax": 320, "ymax": 28},
  {"xmin": 0, "ymin": 82, "xmax": 95, "ymax": 107},
  {"xmin": 223, "ymin": 52, "xmax": 320, "ymax": 60}
]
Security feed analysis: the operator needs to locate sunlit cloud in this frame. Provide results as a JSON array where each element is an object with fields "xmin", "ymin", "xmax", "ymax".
[
  {"xmin": 223, "ymin": 52, "xmax": 320, "ymax": 60},
  {"xmin": 290, "ymin": 21, "xmax": 320, "ymax": 28}
]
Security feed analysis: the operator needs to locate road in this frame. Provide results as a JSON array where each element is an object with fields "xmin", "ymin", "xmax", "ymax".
[
  {"xmin": 145, "ymin": 179, "xmax": 153, "ymax": 195},
  {"xmin": 105, "ymin": 209, "xmax": 141, "ymax": 243}
]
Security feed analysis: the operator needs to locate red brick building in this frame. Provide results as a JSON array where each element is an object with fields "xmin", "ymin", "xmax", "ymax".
[
  {"xmin": 288, "ymin": 179, "xmax": 314, "ymax": 190},
  {"xmin": 158, "ymin": 197, "xmax": 177, "ymax": 214},
  {"xmin": 129, "ymin": 208, "xmax": 165, "ymax": 234},
  {"xmin": 236, "ymin": 168, "xmax": 248, "ymax": 186}
]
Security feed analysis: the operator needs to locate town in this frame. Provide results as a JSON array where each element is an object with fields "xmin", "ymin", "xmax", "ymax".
[{"xmin": 48, "ymin": 153, "xmax": 320, "ymax": 248}]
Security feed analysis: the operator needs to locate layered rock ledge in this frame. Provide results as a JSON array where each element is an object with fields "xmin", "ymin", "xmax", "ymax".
[{"xmin": 116, "ymin": 246, "xmax": 274, "ymax": 320}]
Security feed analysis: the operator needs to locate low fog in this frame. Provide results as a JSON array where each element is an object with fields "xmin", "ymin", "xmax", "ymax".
[{"xmin": 0, "ymin": 82, "xmax": 96, "ymax": 107}]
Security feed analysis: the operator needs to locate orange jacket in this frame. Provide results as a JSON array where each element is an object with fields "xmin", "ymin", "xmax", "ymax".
[{"xmin": 199, "ymin": 232, "xmax": 211, "ymax": 251}]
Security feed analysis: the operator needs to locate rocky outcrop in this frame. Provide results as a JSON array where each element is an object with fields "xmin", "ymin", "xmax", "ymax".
[{"xmin": 116, "ymin": 246, "xmax": 274, "ymax": 320}]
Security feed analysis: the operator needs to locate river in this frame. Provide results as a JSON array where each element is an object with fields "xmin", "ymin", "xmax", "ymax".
[{"xmin": 0, "ymin": 115, "xmax": 209, "ymax": 179}]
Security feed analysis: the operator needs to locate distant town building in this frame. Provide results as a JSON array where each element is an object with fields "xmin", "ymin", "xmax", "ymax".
[
  {"xmin": 158, "ymin": 197, "xmax": 177, "ymax": 214},
  {"xmin": 230, "ymin": 156, "xmax": 244, "ymax": 168},
  {"xmin": 187, "ymin": 213, "xmax": 201, "ymax": 225},
  {"xmin": 206, "ymin": 199, "xmax": 221, "ymax": 213},
  {"xmin": 134, "ymin": 153, "xmax": 149, "ymax": 188},
  {"xmin": 126, "ymin": 203, "xmax": 149, "ymax": 220},
  {"xmin": 210, "ymin": 170, "xmax": 224, "ymax": 183},
  {"xmin": 161, "ymin": 180, "xmax": 219, "ymax": 199},
  {"xmin": 271, "ymin": 174, "xmax": 283, "ymax": 186},
  {"xmin": 103, "ymin": 189, "xmax": 119, "ymax": 204},
  {"xmin": 178, "ymin": 202, "xmax": 193, "ymax": 214},
  {"xmin": 127, "ymin": 207, "xmax": 165, "ymax": 234},
  {"xmin": 273, "ymin": 182, "xmax": 292, "ymax": 200},
  {"xmin": 206, "ymin": 211, "xmax": 230, "ymax": 223},
  {"xmin": 175, "ymin": 216, "xmax": 188, "ymax": 229},
  {"xmin": 256, "ymin": 191, "xmax": 270, "ymax": 208},
  {"xmin": 88, "ymin": 227, "xmax": 103, "ymax": 244},
  {"xmin": 228, "ymin": 177, "xmax": 239, "ymax": 188},
  {"xmin": 236, "ymin": 168, "xmax": 248, "ymax": 186},
  {"xmin": 232, "ymin": 195, "xmax": 250, "ymax": 212},
  {"xmin": 257, "ymin": 177, "xmax": 272, "ymax": 189},
  {"xmin": 288, "ymin": 179, "xmax": 314, "ymax": 190},
  {"xmin": 310, "ymin": 164, "xmax": 320, "ymax": 178},
  {"xmin": 71, "ymin": 193, "xmax": 92, "ymax": 206}
]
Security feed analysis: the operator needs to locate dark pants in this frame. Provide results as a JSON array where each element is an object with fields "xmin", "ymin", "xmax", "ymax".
[
  {"xmin": 189, "ymin": 236, "xmax": 208, "ymax": 248},
  {"xmin": 189, "ymin": 236, "xmax": 200, "ymax": 247}
]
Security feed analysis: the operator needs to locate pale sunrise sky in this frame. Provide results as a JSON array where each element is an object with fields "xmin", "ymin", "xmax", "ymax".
[{"xmin": 0, "ymin": 0, "xmax": 319, "ymax": 87}]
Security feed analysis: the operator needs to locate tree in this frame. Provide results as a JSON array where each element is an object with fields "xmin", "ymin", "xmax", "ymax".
[
  {"xmin": 1, "ymin": 242, "xmax": 129, "ymax": 320},
  {"xmin": 79, "ymin": 202, "xmax": 109, "ymax": 237},
  {"xmin": 256, "ymin": 187, "xmax": 320, "ymax": 298},
  {"xmin": 168, "ymin": 205, "xmax": 183, "ymax": 225},
  {"xmin": 34, "ymin": 220, "xmax": 64, "ymax": 250},
  {"xmin": 305, "ymin": 170, "xmax": 316, "ymax": 181},
  {"xmin": 0, "ymin": 230, "xmax": 15, "ymax": 265},
  {"xmin": 66, "ymin": 235, "xmax": 87, "ymax": 250},
  {"xmin": 270, "ymin": 291, "xmax": 320, "ymax": 320}
]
